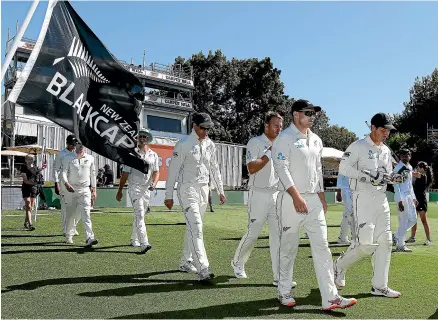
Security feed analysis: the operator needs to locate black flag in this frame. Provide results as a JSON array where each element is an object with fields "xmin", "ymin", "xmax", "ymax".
[{"xmin": 8, "ymin": 0, "xmax": 148, "ymax": 173}]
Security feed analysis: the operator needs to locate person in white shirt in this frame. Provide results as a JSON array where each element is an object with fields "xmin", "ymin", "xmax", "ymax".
[
  {"xmin": 164, "ymin": 112, "xmax": 226, "ymax": 282},
  {"xmin": 392, "ymin": 149, "xmax": 419, "ymax": 252},
  {"xmin": 334, "ymin": 113, "xmax": 401, "ymax": 298},
  {"xmin": 116, "ymin": 128, "xmax": 160, "ymax": 254},
  {"xmin": 231, "ymin": 111, "xmax": 298, "ymax": 288},
  {"xmin": 53, "ymin": 134, "xmax": 79, "ymax": 235},
  {"xmin": 272, "ymin": 99, "xmax": 357, "ymax": 310},
  {"xmin": 336, "ymin": 174, "xmax": 355, "ymax": 244},
  {"xmin": 62, "ymin": 143, "xmax": 98, "ymax": 247}
]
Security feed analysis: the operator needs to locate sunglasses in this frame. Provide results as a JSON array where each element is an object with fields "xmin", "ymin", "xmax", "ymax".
[
  {"xmin": 139, "ymin": 135, "xmax": 149, "ymax": 139},
  {"xmin": 301, "ymin": 110, "xmax": 317, "ymax": 117},
  {"xmin": 199, "ymin": 126, "xmax": 210, "ymax": 131}
]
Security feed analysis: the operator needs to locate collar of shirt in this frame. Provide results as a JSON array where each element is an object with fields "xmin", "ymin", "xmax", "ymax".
[
  {"xmin": 190, "ymin": 129, "xmax": 210, "ymax": 143},
  {"xmin": 261, "ymin": 133, "xmax": 272, "ymax": 146},
  {"xmin": 290, "ymin": 123, "xmax": 312, "ymax": 138},
  {"xmin": 365, "ymin": 135, "xmax": 384, "ymax": 148}
]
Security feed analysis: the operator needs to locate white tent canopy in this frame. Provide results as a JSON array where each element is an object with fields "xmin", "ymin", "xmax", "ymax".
[{"xmin": 322, "ymin": 147, "xmax": 344, "ymax": 159}]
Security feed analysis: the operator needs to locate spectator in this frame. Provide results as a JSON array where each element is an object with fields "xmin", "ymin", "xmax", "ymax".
[
  {"xmin": 407, "ymin": 161, "xmax": 434, "ymax": 246},
  {"xmin": 20, "ymin": 155, "xmax": 44, "ymax": 231},
  {"xmin": 103, "ymin": 164, "xmax": 114, "ymax": 187},
  {"xmin": 96, "ymin": 168, "xmax": 106, "ymax": 187}
]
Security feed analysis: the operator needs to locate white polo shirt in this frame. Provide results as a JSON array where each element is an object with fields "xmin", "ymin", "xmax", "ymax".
[
  {"xmin": 165, "ymin": 130, "xmax": 224, "ymax": 199},
  {"xmin": 53, "ymin": 148, "xmax": 75, "ymax": 183},
  {"xmin": 393, "ymin": 161, "xmax": 416, "ymax": 203},
  {"xmin": 339, "ymin": 135, "xmax": 393, "ymax": 193},
  {"xmin": 272, "ymin": 124, "xmax": 324, "ymax": 194},
  {"xmin": 62, "ymin": 153, "xmax": 96, "ymax": 188},
  {"xmin": 246, "ymin": 134, "xmax": 279, "ymax": 189},
  {"xmin": 123, "ymin": 148, "xmax": 159, "ymax": 186}
]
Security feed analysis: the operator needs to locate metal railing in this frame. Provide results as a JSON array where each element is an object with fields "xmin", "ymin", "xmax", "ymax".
[
  {"xmin": 119, "ymin": 61, "xmax": 194, "ymax": 81},
  {"xmin": 5, "ymin": 37, "xmax": 36, "ymax": 54}
]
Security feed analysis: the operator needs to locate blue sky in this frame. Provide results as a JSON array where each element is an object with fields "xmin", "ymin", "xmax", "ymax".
[{"xmin": 2, "ymin": 1, "xmax": 438, "ymax": 138}]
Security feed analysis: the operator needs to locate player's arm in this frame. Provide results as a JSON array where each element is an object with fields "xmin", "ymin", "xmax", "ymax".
[
  {"xmin": 209, "ymin": 144, "xmax": 225, "ymax": 204},
  {"xmin": 90, "ymin": 158, "xmax": 97, "ymax": 199},
  {"xmin": 62, "ymin": 160, "xmax": 74, "ymax": 192},
  {"xmin": 165, "ymin": 141, "xmax": 185, "ymax": 201},
  {"xmin": 315, "ymin": 139, "xmax": 327, "ymax": 213},
  {"xmin": 339, "ymin": 143, "xmax": 373, "ymax": 183},
  {"xmin": 150, "ymin": 155, "xmax": 160, "ymax": 189},
  {"xmin": 246, "ymin": 138, "xmax": 266, "ymax": 175}
]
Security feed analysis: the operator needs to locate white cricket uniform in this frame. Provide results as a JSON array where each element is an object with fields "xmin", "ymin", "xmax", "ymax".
[
  {"xmin": 123, "ymin": 148, "xmax": 159, "ymax": 246},
  {"xmin": 336, "ymin": 174, "xmax": 355, "ymax": 242},
  {"xmin": 337, "ymin": 135, "xmax": 393, "ymax": 290},
  {"xmin": 393, "ymin": 161, "xmax": 417, "ymax": 248},
  {"xmin": 165, "ymin": 130, "xmax": 224, "ymax": 272},
  {"xmin": 232, "ymin": 134, "xmax": 280, "ymax": 281},
  {"xmin": 53, "ymin": 148, "xmax": 77, "ymax": 233},
  {"xmin": 62, "ymin": 154, "xmax": 96, "ymax": 241},
  {"xmin": 272, "ymin": 124, "xmax": 339, "ymax": 305}
]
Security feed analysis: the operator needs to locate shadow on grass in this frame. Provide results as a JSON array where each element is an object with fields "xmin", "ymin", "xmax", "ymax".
[
  {"xmin": 1, "ymin": 270, "xmax": 182, "ymax": 293},
  {"xmin": 1, "ymin": 241, "xmax": 71, "ymax": 247},
  {"xmin": 111, "ymin": 289, "xmax": 348, "ymax": 318},
  {"xmin": 428, "ymin": 308, "xmax": 438, "ymax": 319},
  {"xmin": 0, "ymin": 234, "xmax": 64, "ymax": 238},
  {"xmin": 1, "ymin": 245, "xmax": 140, "ymax": 255},
  {"xmin": 77, "ymin": 275, "xmax": 276, "ymax": 297}
]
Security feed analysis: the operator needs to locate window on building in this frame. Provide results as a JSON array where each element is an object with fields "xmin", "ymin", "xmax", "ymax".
[{"xmin": 147, "ymin": 115, "xmax": 181, "ymax": 133}]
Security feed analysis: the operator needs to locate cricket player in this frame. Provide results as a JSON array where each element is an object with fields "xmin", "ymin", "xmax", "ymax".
[
  {"xmin": 392, "ymin": 149, "xmax": 419, "ymax": 252},
  {"xmin": 62, "ymin": 143, "xmax": 98, "ymax": 248},
  {"xmin": 164, "ymin": 112, "xmax": 226, "ymax": 282},
  {"xmin": 272, "ymin": 99, "xmax": 356, "ymax": 309},
  {"xmin": 336, "ymin": 174, "xmax": 355, "ymax": 244},
  {"xmin": 116, "ymin": 128, "xmax": 159, "ymax": 254},
  {"xmin": 231, "ymin": 111, "xmax": 296, "ymax": 287},
  {"xmin": 334, "ymin": 112, "xmax": 401, "ymax": 298},
  {"xmin": 53, "ymin": 134, "xmax": 79, "ymax": 235}
]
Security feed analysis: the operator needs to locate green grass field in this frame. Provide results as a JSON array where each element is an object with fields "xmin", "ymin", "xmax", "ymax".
[{"xmin": 1, "ymin": 203, "xmax": 438, "ymax": 319}]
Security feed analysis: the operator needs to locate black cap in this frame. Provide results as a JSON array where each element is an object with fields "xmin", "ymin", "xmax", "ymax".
[
  {"xmin": 371, "ymin": 113, "xmax": 396, "ymax": 131},
  {"xmin": 66, "ymin": 134, "xmax": 78, "ymax": 145},
  {"xmin": 192, "ymin": 113, "xmax": 214, "ymax": 128},
  {"xmin": 399, "ymin": 149, "xmax": 411, "ymax": 156},
  {"xmin": 291, "ymin": 99, "xmax": 321, "ymax": 112}
]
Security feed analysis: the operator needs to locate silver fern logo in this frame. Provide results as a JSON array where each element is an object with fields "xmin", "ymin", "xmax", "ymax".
[{"xmin": 53, "ymin": 36, "xmax": 110, "ymax": 84}]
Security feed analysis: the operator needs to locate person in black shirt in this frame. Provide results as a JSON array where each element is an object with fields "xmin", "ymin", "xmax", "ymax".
[
  {"xmin": 406, "ymin": 161, "xmax": 433, "ymax": 246},
  {"xmin": 103, "ymin": 164, "xmax": 114, "ymax": 187},
  {"xmin": 20, "ymin": 155, "xmax": 42, "ymax": 230}
]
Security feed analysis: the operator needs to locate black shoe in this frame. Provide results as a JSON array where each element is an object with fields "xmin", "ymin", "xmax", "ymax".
[
  {"xmin": 140, "ymin": 244, "xmax": 152, "ymax": 254},
  {"xmin": 85, "ymin": 238, "xmax": 98, "ymax": 248},
  {"xmin": 28, "ymin": 224, "xmax": 35, "ymax": 231}
]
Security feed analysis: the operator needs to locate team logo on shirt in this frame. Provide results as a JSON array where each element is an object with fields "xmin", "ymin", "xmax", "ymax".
[
  {"xmin": 294, "ymin": 140, "xmax": 305, "ymax": 149},
  {"xmin": 314, "ymin": 140, "xmax": 318, "ymax": 147},
  {"xmin": 342, "ymin": 152, "xmax": 351, "ymax": 158},
  {"xmin": 173, "ymin": 152, "xmax": 178, "ymax": 158},
  {"xmin": 368, "ymin": 150, "xmax": 376, "ymax": 159},
  {"xmin": 277, "ymin": 152, "xmax": 286, "ymax": 160},
  {"xmin": 247, "ymin": 151, "xmax": 252, "ymax": 161},
  {"xmin": 190, "ymin": 146, "xmax": 199, "ymax": 155}
]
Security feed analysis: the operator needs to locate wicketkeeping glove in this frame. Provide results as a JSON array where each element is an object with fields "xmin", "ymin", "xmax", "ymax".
[{"xmin": 361, "ymin": 169, "xmax": 392, "ymax": 186}]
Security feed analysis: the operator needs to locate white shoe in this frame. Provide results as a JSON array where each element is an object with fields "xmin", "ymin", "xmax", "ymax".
[
  {"xmin": 278, "ymin": 294, "xmax": 296, "ymax": 307},
  {"xmin": 179, "ymin": 261, "xmax": 197, "ymax": 274},
  {"xmin": 74, "ymin": 230, "xmax": 79, "ymax": 236},
  {"xmin": 322, "ymin": 295, "xmax": 357, "ymax": 310},
  {"xmin": 130, "ymin": 240, "xmax": 140, "ymax": 247},
  {"xmin": 273, "ymin": 280, "xmax": 297, "ymax": 288},
  {"xmin": 85, "ymin": 238, "xmax": 98, "ymax": 248},
  {"xmin": 424, "ymin": 240, "xmax": 432, "ymax": 246},
  {"xmin": 334, "ymin": 259, "xmax": 346, "ymax": 289},
  {"xmin": 231, "ymin": 260, "xmax": 247, "ymax": 279},
  {"xmin": 337, "ymin": 237, "xmax": 351, "ymax": 245},
  {"xmin": 395, "ymin": 245, "xmax": 412, "ymax": 252},
  {"xmin": 66, "ymin": 237, "xmax": 73, "ymax": 244},
  {"xmin": 371, "ymin": 287, "xmax": 401, "ymax": 298},
  {"xmin": 198, "ymin": 268, "xmax": 215, "ymax": 282}
]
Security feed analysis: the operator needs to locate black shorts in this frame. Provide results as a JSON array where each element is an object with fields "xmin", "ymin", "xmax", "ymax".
[
  {"xmin": 22, "ymin": 186, "xmax": 39, "ymax": 199},
  {"xmin": 416, "ymin": 198, "xmax": 428, "ymax": 212}
]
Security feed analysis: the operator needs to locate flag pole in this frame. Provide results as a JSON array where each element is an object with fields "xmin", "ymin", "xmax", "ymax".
[{"xmin": 1, "ymin": 0, "xmax": 40, "ymax": 82}]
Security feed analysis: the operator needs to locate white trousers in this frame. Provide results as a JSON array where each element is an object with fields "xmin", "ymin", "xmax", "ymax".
[
  {"xmin": 339, "ymin": 188, "xmax": 355, "ymax": 241},
  {"xmin": 178, "ymin": 183, "xmax": 210, "ymax": 272},
  {"xmin": 336, "ymin": 192, "xmax": 392, "ymax": 289},
  {"xmin": 128, "ymin": 185, "xmax": 150, "ymax": 246},
  {"xmin": 233, "ymin": 188, "xmax": 279, "ymax": 281},
  {"xmin": 64, "ymin": 187, "xmax": 94, "ymax": 241},
  {"xmin": 276, "ymin": 192, "xmax": 339, "ymax": 304},
  {"xmin": 395, "ymin": 194, "xmax": 417, "ymax": 247},
  {"xmin": 60, "ymin": 183, "xmax": 80, "ymax": 234}
]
